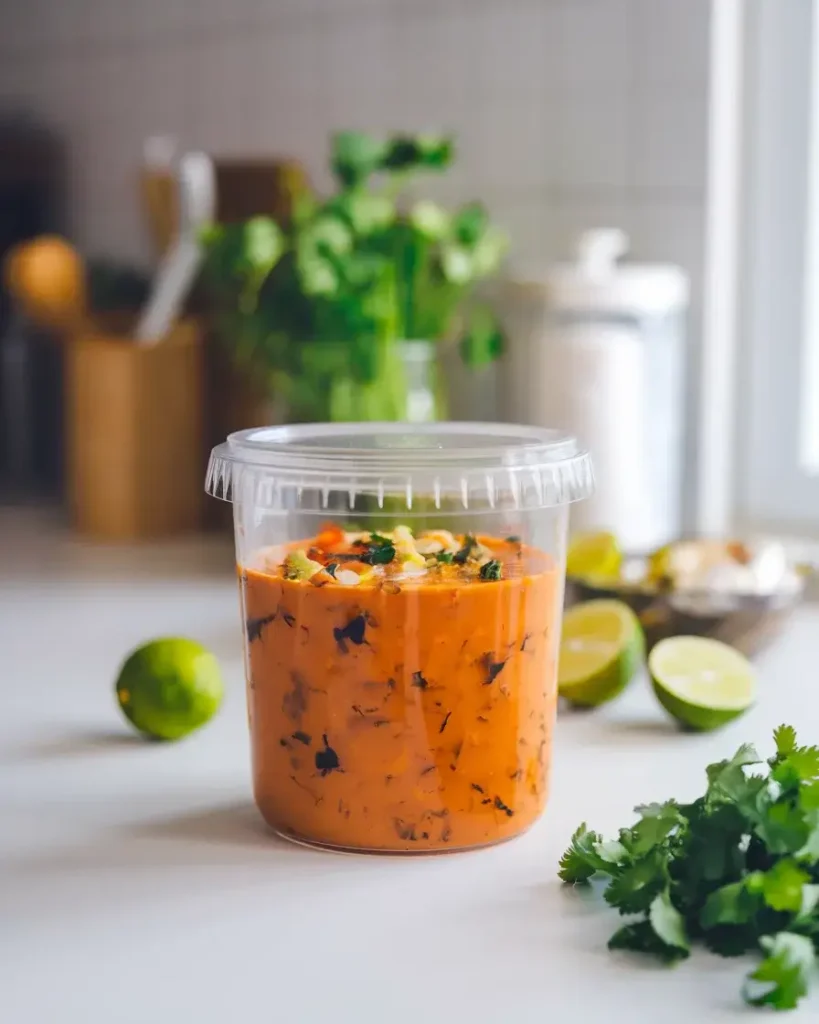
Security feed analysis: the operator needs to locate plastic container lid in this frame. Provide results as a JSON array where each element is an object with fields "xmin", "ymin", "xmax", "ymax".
[
  {"xmin": 505, "ymin": 229, "xmax": 689, "ymax": 317},
  {"xmin": 206, "ymin": 421, "xmax": 594, "ymax": 512}
]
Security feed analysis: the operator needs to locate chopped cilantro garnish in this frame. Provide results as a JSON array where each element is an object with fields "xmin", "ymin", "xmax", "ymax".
[
  {"xmin": 368, "ymin": 545, "xmax": 396, "ymax": 565},
  {"xmin": 362, "ymin": 533, "xmax": 396, "ymax": 565},
  {"xmin": 453, "ymin": 535, "xmax": 477, "ymax": 565},
  {"xmin": 559, "ymin": 726, "xmax": 819, "ymax": 1011},
  {"xmin": 478, "ymin": 559, "xmax": 502, "ymax": 581},
  {"xmin": 435, "ymin": 551, "xmax": 454, "ymax": 564}
]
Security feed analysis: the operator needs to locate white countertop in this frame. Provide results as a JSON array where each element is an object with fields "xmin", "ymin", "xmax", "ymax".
[{"xmin": 2, "ymin": 509, "xmax": 818, "ymax": 1022}]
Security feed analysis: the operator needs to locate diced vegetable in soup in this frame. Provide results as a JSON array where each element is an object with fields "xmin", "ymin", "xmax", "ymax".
[{"xmin": 240, "ymin": 525, "xmax": 560, "ymax": 852}]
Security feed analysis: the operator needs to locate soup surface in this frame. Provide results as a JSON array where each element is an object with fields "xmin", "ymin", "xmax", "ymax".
[{"xmin": 240, "ymin": 524, "xmax": 560, "ymax": 851}]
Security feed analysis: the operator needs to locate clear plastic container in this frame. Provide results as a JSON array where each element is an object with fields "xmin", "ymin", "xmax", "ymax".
[{"xmin": 206, "ymin": 422, "xmax": 593, "ymax": 853}]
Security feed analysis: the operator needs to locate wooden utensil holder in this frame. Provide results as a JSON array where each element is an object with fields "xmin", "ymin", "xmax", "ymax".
[{"xmin": 66, "ymin": 316, "xmax": 203, "ymax": 540}]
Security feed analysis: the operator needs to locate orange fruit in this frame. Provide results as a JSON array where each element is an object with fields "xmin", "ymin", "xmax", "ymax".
[{"xmin": 4, "ymin": 235, "xmax": 85, "ymax": 330}]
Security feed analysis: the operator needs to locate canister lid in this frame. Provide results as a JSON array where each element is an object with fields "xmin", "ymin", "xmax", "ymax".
[
  {"xmin": 506, "ymin": 229, "xmax": 689, "ymax": 316},
  {"xmin": 206, "ymin": 421, "xmax": 594, "ymax": 512}
]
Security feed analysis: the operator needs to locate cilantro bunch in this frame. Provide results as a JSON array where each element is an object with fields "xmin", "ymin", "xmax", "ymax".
[{"xmin": 559, "ymin": 726, "xmax": 819, "ymax": 1011}]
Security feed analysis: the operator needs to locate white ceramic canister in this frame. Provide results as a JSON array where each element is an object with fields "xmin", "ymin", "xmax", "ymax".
[{"xmin": 497, "ymin": 230, "xmax": 689, "ymax": 554}]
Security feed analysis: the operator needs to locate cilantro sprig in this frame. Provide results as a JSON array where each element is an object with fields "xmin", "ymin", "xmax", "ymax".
[
  {"xmin": 453, "ymin": 534, "xmax": 478, "ymax": 565},
  {"xmin": 559, "ymin": 727, "xmax": 819, "ymax": 1011}
]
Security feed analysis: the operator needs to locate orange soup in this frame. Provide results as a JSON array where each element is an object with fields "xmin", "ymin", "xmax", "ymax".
[{"xmin": 240, "ymin": 525, "xmax": 560, "ymax": 852}]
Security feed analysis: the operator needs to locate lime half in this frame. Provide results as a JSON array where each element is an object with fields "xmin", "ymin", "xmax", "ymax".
[
  {"xmin": 649, "ymin": 636, "xmax": 756, "ymax": 731},
  {"xmin": 115, "ymin": 638, "xmax": 223, "ymax": 741},
  {"xmin": 559, "ymin": 600, "xmax": 644, "ymax": 706},
  {"xmin": 567, "ymin": 532, "xmax": 622, "ymax": 580}
]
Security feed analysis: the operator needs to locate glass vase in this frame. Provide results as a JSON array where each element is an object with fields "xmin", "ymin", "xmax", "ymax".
[{"xmin": 277, "ymin": 338, "xmax": 447, "ymax": 425}]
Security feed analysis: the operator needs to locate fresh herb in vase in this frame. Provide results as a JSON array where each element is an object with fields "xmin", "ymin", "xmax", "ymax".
[{"xmin": 200, "ymin": 132, "xmax": 507, "ymax": 424}]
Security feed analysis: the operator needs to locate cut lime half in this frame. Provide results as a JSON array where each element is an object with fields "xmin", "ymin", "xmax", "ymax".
[
  {"xmin": 559, "ymin": 600, "xmax": 644, "ymax": 706},
  {"xmin": 649, "ymin": 636, "xmax": 756, "ymax": 731},
  {"xmin": 566, "ymin": 531, "xmax": 622, "ymax": 580}
]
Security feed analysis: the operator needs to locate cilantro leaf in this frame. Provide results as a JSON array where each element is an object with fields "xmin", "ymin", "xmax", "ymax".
[
  {"xmin": 700, "ymin": 880, "xmax": 760, "ymax": 930},
  {"xmin": 634, "ymin": 800, "xmax": 680, "ymax": 818},
  {"xmin": 452, "ymin": 535, "xmax": 477, "ymax": 565},
  {"xmin": 755, "ymin": 801, "xmax": 811, "ymax": 855},
  {"xmin": 772, "ymin": 755, "xmax": 819, "ymax": 797},
  {"xmin": 795, "ymin": 883, "xmax": 819, "ymax": 923},
  {"xmin": 604, "ymin": 849, "xmax": 668, "ymax": 914},
  {"xmin": 704, "ymin": 925, "xmax": 759, "ymax": 958},
  {"xmin": 673, "ymin": 801, "xmax": 746, "ymax": 897},
  {"xmin": 618, "ymin": 821, "xmax": 672, "ymax": 859},
  {"xmin": 800, "ymin": 780, "xmax": 819, "ymax": 813},
  {"xmin": 796, "ymin": 814, "xmax": 819, "ymax": 863},
  {"xmin": 596, "ymin": 839, "xmax": 629, "ymax": 866},
  {"xmin": 364, "ymin": 535, "xmax": 396, "ymax": 564},
  {"xmin": 731, "ymin": 773, "xmax": 772, "ymax": 826},
  {"xmin": 608, "ymin": 919, "xmax": 690, "ymax": 964},
  {"xmin": 649, "ymin": 890, "xmax": 690, "ymax": 953},
  {"xmin": 756, "ymin": 859, "xmax": 811, "ymax": 913},
  {"xmin": 743, "ymin": 932, "xmax": 816, "ymax": 1011},
  {"xmin": 706, "ymin": 743, "xmax": 762, "ymax": 806},
  {"xmin": 770, "ymin": 735, "xmax": 819, "ymax": 794},
  {"xmin": 620, "ymin": 802, "xmax": 683, "ymax": 858},
  {"xmin": 478, "ymin": 559, "xmax": 502, "ymax": 581},
  {"xmin": 788, "ymin": 745, "xmax": 819, "ymax": 781},
  {"xmin": 558, "ymin": 823, "xmax": 608, "ymax": 884},
  {"xmin": 774, "ymin": 724, "xmax": 798, "ymax": 759}
]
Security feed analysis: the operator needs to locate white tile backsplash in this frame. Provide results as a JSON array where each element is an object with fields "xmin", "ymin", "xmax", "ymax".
[
  {"xmin": 633, "ymin": 0, "xmax": 712, "ymax": 88},
  {"xmin": 82, "ymin": 50, "xmax": 147, "ymax": 132},
  {"xmin": 558, "ymin": 0, "xmax": 634, "ymax": 93},
  {"xmin": 474, "ymin": 98, "xmax": 553, "ymax": 192},
  {"xmin": 469, "ymin": 2, "xmax": 551, "ymax": 99},
  {"xmin": 187, "ymin": 37, "xmax": 256, "ymax": 153},
  {"xmin": 630, "ymin": 89, "xmax": 709, "ymax": 198},
  {"xmin": 555, "ymin": 93, "xmax": 631, "ymax": 194},
  {"xmin": 183, "ymin": 0, "xmax": 257, "ymax": 35},
  {"xmin": 0, "ymin": 0, "xmax": 712, "ymax": 298}
]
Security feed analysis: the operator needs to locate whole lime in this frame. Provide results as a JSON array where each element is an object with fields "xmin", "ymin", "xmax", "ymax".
[{"xmin": 115, "ymin": 638, "xmax": 223, "ymax": 741}]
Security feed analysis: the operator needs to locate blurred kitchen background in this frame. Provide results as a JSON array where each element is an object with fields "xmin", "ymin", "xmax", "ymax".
[{"xmin": 0, "ymin": 0, "xmax": 816, "ymax": 556}]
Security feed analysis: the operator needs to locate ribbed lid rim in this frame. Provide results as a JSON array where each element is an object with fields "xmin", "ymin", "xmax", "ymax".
[{"xmin": 205, "ymin": 422, "xmax": 594, "ymax": 510}]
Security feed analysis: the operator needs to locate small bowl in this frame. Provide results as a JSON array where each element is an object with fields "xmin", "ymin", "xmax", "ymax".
[{"xmin": 565, "ymin": 559, "xmax": 805, "ymax": 658}]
